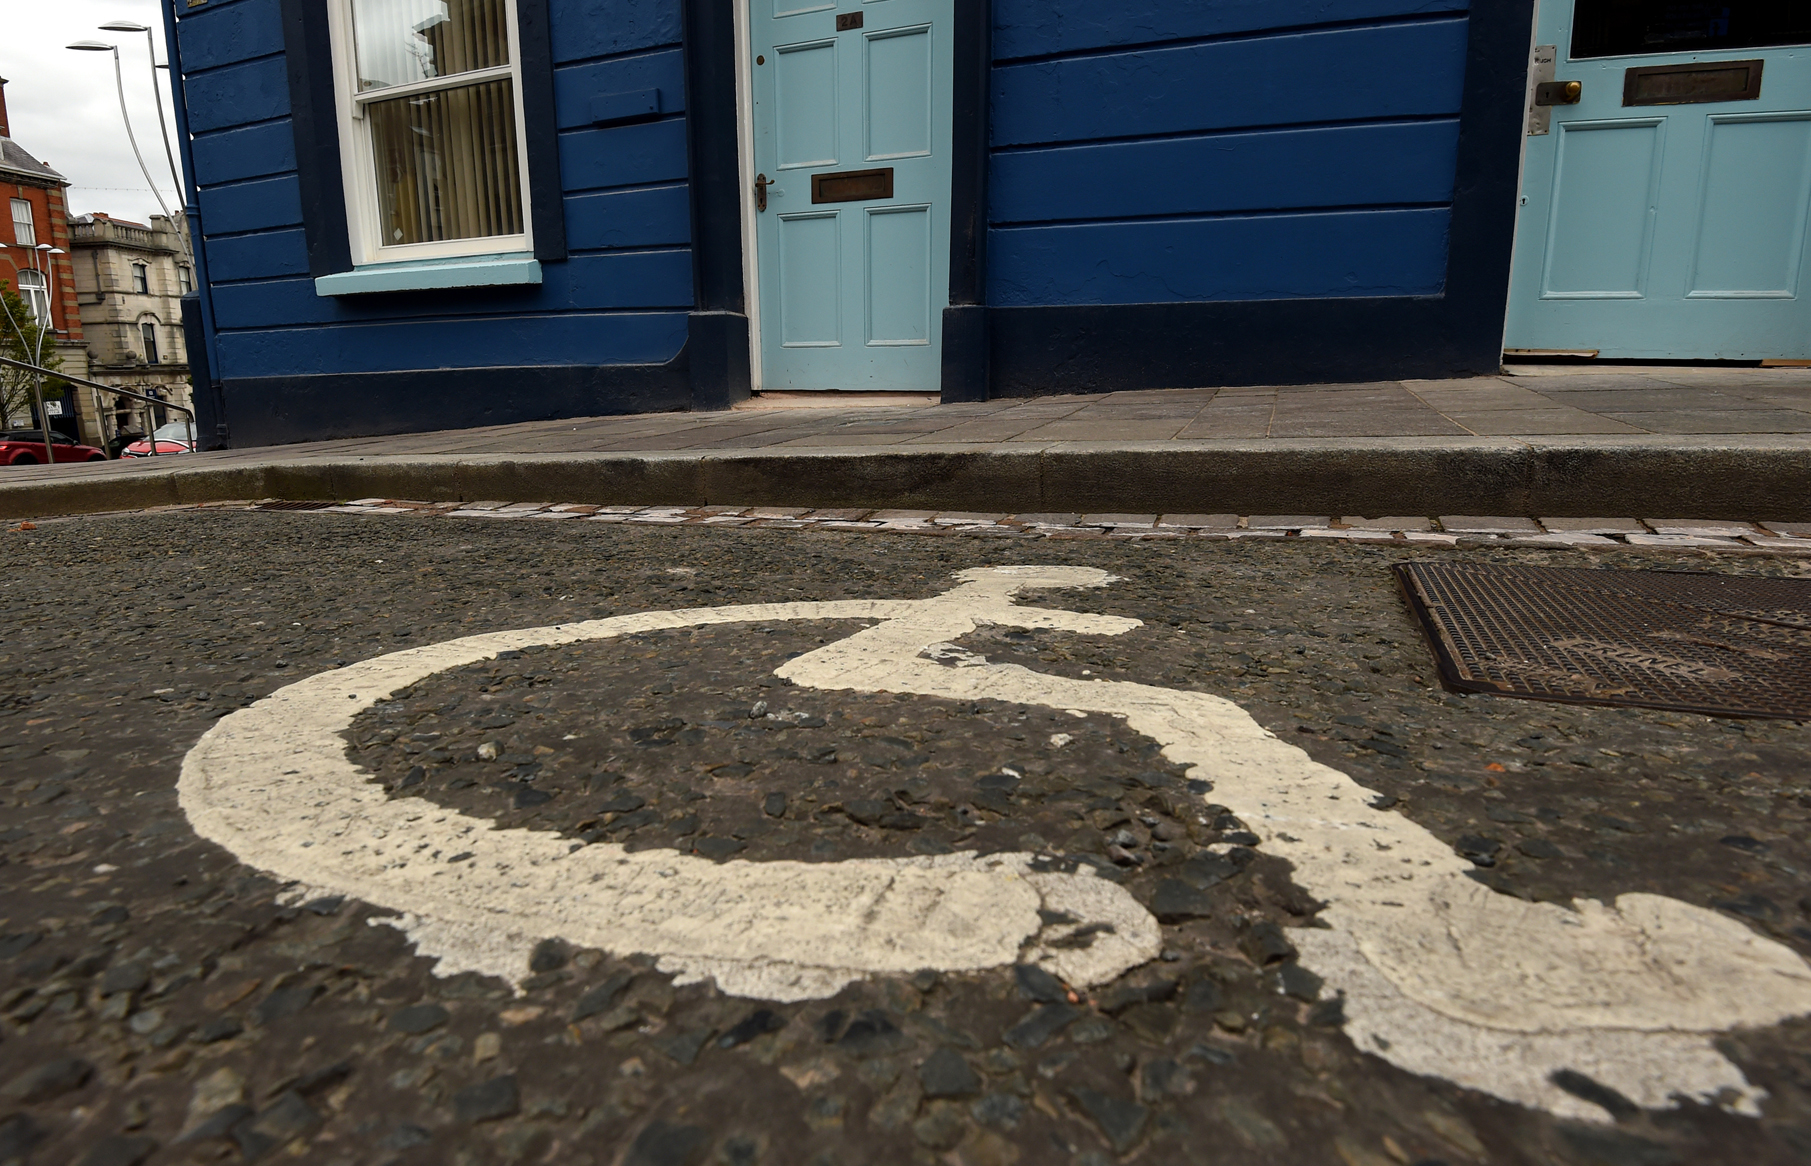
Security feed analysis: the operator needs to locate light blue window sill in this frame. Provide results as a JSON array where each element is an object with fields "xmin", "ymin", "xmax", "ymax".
[{"xmin": 314, "ymin": 253, "xmax": 542, "ymax": 297}]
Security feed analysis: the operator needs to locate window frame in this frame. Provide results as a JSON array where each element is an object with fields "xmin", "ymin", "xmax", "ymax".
[
  {"xmin": 131, "ymin": 263, "xmax": 150, "ymax": 294},
  {"xmin": 141, "ymin": 320, "xmax": 161, "ymax": 365},
  {"xmin": 15, "ymin": 271, "xmax": 49, "ymax": 321},
  {"xmin": 10, "ymin": 199, "xmax": 35, "ymax": 247},
  {"xmin": 325, "ymin": 0, "xmax": 536, "ymax": 268},
  {"xmin": 177, "ymin": 264, "xmax": 193, "ymax": 294}
]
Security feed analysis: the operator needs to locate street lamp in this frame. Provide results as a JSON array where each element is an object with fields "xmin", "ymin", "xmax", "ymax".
[
  {"xmin": 97, "ymin": 20, "xmax": 191, "ymax": 264},
  {"xmin": 66, "ymin": 41, "xmax": 188, "ymax": 266},
  {"xmin": 23, "ymin": 244, "xmax": 66, "ymax": 463}
]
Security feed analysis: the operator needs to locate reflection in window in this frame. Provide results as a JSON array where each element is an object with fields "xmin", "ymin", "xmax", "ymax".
[
  {"xmin": 1573, "ymin": 1, "xmax": 1811, "ymax": 59},
  {"xmin": 352, "ymin": 0, "xmax": 511, "ymax": 91}
]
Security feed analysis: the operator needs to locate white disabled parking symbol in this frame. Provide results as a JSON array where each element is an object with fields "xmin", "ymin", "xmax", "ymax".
[{"xmin": 180, "ymin": 567, "xmax": 1811, "ymax": 1121}]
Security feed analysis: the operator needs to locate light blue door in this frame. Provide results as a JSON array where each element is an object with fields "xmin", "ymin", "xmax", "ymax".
[
  {"xmin": 1505, "ymin": 4, "xmax": 1811, "ymax": 359},
  {"xmin": 750, "ymin": 0, "xmax": 953, "ymax": 391}
]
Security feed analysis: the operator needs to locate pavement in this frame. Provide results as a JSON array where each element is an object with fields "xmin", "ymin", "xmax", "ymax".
[
  {"xmin": 1, "ymin": 507, "xmax": 1808, "ymax": 1166},
  {"xmin": 5, "ymin": 366, "xmax": 1811, "ymax": 523}
]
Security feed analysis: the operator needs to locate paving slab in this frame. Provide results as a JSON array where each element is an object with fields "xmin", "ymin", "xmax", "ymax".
[
  {"xmin": 1439, "ymin": 516, "xmax": 1543, "ymax": 534},
  {"xmin": 1539, "ymin": 517, "xmax": 1648, "ymax": 534}
]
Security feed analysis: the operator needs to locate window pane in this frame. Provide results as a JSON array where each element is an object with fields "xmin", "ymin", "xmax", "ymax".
[
  {"xmin": 352, "ymin": 0, "xmax": 510, "ymax": 91},
  {"xmin": 1573, "ymin": 1, "xmax": 1811, "ymax": 58},
  {"xmin": 132, "ymin": 265, "xmax": 148, "ymax": 294},
  {"xmin": 367, "ymin": 78, "xmax": 523, "ymax": 245},
  {"xmin": 10, "ymin": 199, "xmax": 34, "ymax": 247}
]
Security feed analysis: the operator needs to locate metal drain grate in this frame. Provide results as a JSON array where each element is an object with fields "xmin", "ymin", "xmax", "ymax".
[
  {"xmin": 255, "ymin": 500, "xmax": 337, "ymax": 511},
  {"xmin": 1395, "ymin": 562, "xmax": 1811, "ymax": 719}
]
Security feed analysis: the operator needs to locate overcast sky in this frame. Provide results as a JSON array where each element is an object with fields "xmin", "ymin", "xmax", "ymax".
[{"xmin": 6, "ymin": 0, "xmax": 188, "ymax": 228}]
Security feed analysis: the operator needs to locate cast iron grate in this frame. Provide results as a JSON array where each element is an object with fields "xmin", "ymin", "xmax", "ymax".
[
  {"xmin": 254, "ymin": 500, "xmax": 337, "ymax": 511},
  {"xmin": 1394, "ymin": 562, "xmax": 1811, "ymax": 719}
]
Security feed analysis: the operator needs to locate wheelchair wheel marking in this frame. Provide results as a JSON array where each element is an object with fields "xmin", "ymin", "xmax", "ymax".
[{"xmin": 178, "ymin": 566, "xmax": 1811, "ymax": 1121}]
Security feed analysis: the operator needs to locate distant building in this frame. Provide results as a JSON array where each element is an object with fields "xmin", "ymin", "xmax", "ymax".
[
  {"xmin": 0, "ymin": 75, "xmax": 90, "ymax": 437},
  {"xmin": 70, "ymin": 212, "xmax": 195, "ymax": 445}
]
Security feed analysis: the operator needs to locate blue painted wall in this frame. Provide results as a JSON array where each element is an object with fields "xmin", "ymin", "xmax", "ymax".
[
  {"xmin": 987, "ymin": 0, "xmax": 1472, "ymax": 306},
  {"xmin": 176, "ymin": 0, "xmax": 693, "ymax": 383}
]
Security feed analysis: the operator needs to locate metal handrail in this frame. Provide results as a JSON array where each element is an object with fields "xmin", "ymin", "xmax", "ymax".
[{"xmin": 0, "ymin": 355, "xmax": 196, "ymax": 461}]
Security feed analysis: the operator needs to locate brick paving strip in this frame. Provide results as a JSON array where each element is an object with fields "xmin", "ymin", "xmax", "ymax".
[{"xmin": 63, "ymin": 499, "xmax": 1811, "ymax": 555}]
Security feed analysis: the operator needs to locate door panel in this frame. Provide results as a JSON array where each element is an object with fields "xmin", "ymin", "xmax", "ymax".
[
  {"xmin": 1689, "ymin": 114, "xmax": 1811, "ymax": 296},
  {"xmin": 1504, "ymin": 2, "xmax": 1811, "ymax": 358},
  {"xmin": 1543, "ymin": 120, "xmax": 1663, "ymax": 297},
  {"xmin": 779, "ymin": 212, "xmax": 841, "ymax": 345},
  {"xmin": 776, "ymin": 41, "xmax": 840, "ymax": 169},
  {"xmin": 866, "ymin": 27, "xmax": 932, "ymax": 159},
  {"xmin": 867, "ymin": 205, "xmax": 931, "ymax": 343},
  {"xmin": 752, "ymin": 0, "xmax": 953, "ymax": 390}
]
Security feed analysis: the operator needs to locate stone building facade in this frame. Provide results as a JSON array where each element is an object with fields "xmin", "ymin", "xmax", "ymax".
[{"xmin": 69, "ymin": 212, "xmax": 195, "ymax": 446}]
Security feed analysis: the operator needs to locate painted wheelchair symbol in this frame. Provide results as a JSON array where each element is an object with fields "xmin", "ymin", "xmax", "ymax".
[{"xmin": 180, "ymin": 567, "xmax": 1811, "ymax": 1121}]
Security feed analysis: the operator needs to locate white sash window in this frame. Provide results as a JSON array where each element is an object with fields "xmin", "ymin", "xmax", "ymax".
[{"xmin": 329, "ymin": 0, "xmax": 533, "ymax": 265}]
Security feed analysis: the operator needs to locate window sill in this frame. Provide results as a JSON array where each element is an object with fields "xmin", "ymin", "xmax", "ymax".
[{"xmin": 314, "ymin": 253, "xmax": 542, "ymax": 297}]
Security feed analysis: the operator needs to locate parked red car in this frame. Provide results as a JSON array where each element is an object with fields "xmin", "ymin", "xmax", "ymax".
[
  {"xmin": 120, "ymin": 421, "xmax": 199, "ymax": 458},
  {"xmin": 0, "ymin": 430, "xmax": 107, "ymax": 465}
]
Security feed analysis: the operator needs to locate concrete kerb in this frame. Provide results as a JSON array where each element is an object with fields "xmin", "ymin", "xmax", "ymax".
[{"xmin": 3, "ymin": 437, "xmax": 1811, "ymax": 521}]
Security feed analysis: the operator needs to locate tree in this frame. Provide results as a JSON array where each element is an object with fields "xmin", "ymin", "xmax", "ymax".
[{"xmin": 0, "ymin": 279, "xmax": 67, "ymax": 430}]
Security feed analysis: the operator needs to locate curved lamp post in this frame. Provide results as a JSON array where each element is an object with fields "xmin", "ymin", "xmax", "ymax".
[
  {"xmin": 66, "ymin": 40, "xmax": 188, "ymax": 266},
  {"xmin": 97, "ymin": 20, "xmax": 191, "ymax": 265}
]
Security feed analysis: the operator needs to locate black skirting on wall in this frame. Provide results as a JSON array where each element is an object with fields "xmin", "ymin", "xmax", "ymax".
[{"xmin": 219, "ymin": 357, "xmax": 693, "ymax": 448}]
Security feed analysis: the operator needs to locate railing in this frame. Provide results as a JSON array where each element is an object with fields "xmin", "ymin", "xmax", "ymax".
[
  {"xmin": 0, "ymin": 355, "xmax": 196, "ymax": 461},
  {"xmin": 69, "ymin": 220, "xmax": 166, "ymax": 250}
]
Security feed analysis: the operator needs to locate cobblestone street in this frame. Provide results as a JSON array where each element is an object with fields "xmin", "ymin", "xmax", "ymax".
[{"xmin": 1, "ymin": 510, "xmax": 1808, "ymax": 1166}]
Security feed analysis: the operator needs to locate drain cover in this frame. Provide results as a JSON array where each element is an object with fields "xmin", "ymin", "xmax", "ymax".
[
  {"xmin": 1395, "ymin": 562, "xmax": 1811, "ymax": 719},
  {"xmin": 255, "ymin": 500, "xmax": 337, "ymax": 511}
]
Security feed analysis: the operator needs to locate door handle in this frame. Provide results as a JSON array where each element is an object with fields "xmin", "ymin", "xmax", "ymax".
[
  {"xmin": 1534, "ymin": 80, "xmax": 1582, "ymax": 106},
  {"xmin": 755, "ymin": 173, "xmax": 774, "ymax": 212}
]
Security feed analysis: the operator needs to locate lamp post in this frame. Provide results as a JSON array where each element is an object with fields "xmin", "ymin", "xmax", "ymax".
[
  {"xmin": 24, "ymin": 244, "xmax": 65, "ymax": 464},
  {"xmin": 97, "ymin": 20, "xmax": 192, "ymax": 265},
  {"xmin": 66, "ymin": 40, "xmax": 187, "ymax": 265}
]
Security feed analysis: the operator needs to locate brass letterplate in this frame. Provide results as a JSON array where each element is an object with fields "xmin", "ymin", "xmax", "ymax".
[
  {"xmin": 812, "ymin": 167, "xmax": 894, "ymax": 204},
  {"xmin": 1624, "ymin": 60, "xmax": 1763, "ymax": 106}
]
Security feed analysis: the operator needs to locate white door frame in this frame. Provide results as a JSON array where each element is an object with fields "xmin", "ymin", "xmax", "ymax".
[
  {"xmin": 732, "ymin": 0, "xmax": 765, "ymax": 393},
  {"xmin": 1499, "ymin": 0, "xmax": 1546, "ymax": 361}
]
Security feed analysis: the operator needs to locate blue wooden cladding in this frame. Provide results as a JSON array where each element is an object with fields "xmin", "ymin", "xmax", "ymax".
[
  {"xmin": 990, "ymin": 0, "xmax": 1469, "ymax": 60},
  {"xmin": 991, "ymin": 122, "xmax": 1461, "ymax": 225},
  {"xmin": 196, "ymin": 175, "xmax": 304, "ymax": 237},
  {"xmin": 554, "ymin": 50, "xmax": 686, "ymax": 129},
  {"xmin": 178, "ymin": 0, "xmax": 696, "ymax": 393},
  {"xmin": 992, "ymin": 208, "xmax": 1453, "ymax": 306},
  {"xmin": 188, "ymin": 122, "xmax": 296, "ymax": 186},
  {"xmin": 182, "ymin": 56, "xmax": 290, "ymax": 134},
  {"xmin": 218, "ymin": 311, "xmax": 690, "ymax": 377},
  {"xmin": 168, "ymin": 0, "xmax": 1513, "ymax": 437},
  {"xmin": 987, "ymin": 2, "xmax": 1472, "ymax": 305}
]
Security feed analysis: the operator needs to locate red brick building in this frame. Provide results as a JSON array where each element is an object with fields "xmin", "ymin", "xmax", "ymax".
[{"xmin": 0, "ymin": 76, "xmax": 88, "ymax": 432}]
